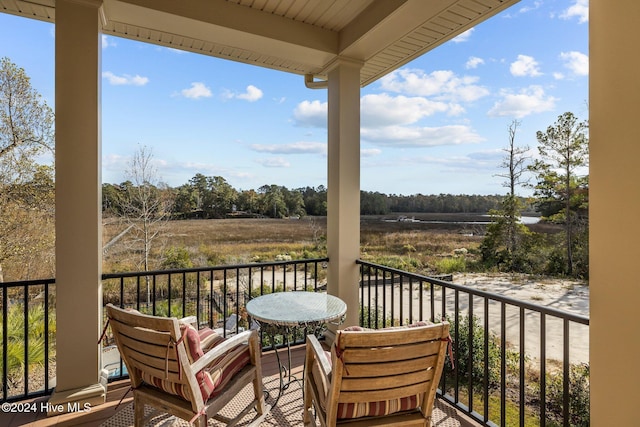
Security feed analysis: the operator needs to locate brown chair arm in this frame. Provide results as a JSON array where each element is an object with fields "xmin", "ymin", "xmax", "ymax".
[{"xmin": 306, "ymin": 334, "xmax": 332, "ymax": 380}]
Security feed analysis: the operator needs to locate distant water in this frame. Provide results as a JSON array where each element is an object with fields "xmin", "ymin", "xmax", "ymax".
[
  {"xmin": 520, "ymin": 216, "xmax": 541, "ymax": 224},
  {"xmin": 383, "ymin": 215, "xmax": 541, "ymax": 225}
]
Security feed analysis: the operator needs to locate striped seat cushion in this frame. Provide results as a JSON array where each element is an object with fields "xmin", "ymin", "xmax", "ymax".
[{"xmin": 141, "ymin": 324, "xmax": 250, "ymax": 402}]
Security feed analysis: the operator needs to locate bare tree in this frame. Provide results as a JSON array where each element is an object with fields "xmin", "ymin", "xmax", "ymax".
[
  {"xmin": 496, "ymin": 120, "xmax": 530, "ymax": 198},
  {"xmin": 494, "ymin": 120, "xmax": 530, "ymax": 254},
  {"xmin": 482, "ymin": 120, "xmax": 531, "ymax": 270},
  {"xmin": 119, "ymin": 145, "xmax": 173, "ymax": 303}
]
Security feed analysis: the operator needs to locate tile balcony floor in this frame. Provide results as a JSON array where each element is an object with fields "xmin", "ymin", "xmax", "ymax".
[{"xmin": 1, "ymin": 344, "xmax": 479, "ymax": 427}]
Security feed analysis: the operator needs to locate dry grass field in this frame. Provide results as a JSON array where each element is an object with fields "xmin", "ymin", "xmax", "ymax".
[{"xmin": 102, "ymin": 214, "xmax": 488, "ymax": 275}]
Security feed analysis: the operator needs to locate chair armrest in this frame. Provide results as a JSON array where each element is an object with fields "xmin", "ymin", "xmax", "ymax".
[
  {"xmin": 191, "ymin": 329, "xmax": 256, "ymax": 373},
  {"xmin": 306, "ymin": 334, "xmax": 332, "ymax": 379}
]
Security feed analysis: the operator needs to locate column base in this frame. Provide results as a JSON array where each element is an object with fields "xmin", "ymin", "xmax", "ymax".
[{"xmin": 46, "ymin": 370, "xmax": 109, "ymax": 416}]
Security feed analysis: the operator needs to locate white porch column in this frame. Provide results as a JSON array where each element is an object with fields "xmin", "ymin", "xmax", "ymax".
[
  {"xmin": 48, "ymin": 0, "xmax": 106, "ymax": 413},
  {"xmin": 590, "ymin": 1, "xmax": 640, "ymax": 425},
  {"xmin": 326, "ymin": 58, "xmax": 362, "ymax": 331}
]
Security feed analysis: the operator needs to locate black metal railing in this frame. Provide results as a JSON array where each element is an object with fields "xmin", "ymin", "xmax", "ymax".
[
  {"xmin": 1, "ymin": 258, "xmax": 590, "ymax": 427},
  {"xmin": 0, "ymin": 278, "xmax": 56, "ymax": 403},
  {"xmin": 357, "ymin": 260, "xmax": 590, "ymax": 427},
  {"xmin": 0, "ymin": 258, "xmax": 328, "ymax": 402}
]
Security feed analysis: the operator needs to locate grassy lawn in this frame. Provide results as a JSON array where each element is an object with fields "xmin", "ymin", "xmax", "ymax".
[{"xmin": 446, "ymin": 388, "xmax": 542, "ymax": 427}]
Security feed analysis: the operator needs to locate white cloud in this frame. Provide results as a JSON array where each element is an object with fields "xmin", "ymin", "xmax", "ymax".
[
  {"xmin": 293, "ymin": 100, "xmax": 327, "ymax": 127},
  {"xmin": 379, "ymin": 69, "xmax": 489, "ymax": 102},
  {"xmin": 553, "ymin": 72, "xmax": 565, "ymax": 80},
  {"xmin": 102, "ymin": 71, "xmax": 149, "ymax": 86},
  {"xmin": 294, "ymin": 92, "xmax": 468, "ymax": 130},
  {"xmin": 361, "ymin": 93, "xmax": 451, "ymax": 128},
  {"xmin": 255, "ymin": 157, "xmax": 290, "ymax": 168},
  {"xmin": 518, "ymin": 1, "xmax": 543, "ymax": 14},
  {"xmin": 488, "ymin": 85, "xmax": 557, "ymax": 118},
  {"xmin": 403, "ymin": 152, "xmax": 501, "ymax": 174},
  {"xmin": 102, "ymin": 35, "xmax": 116, "ymax": 49},
  {"xmin": 181, "ymin": 82, "xmax": 212, "ymax": 99},
  {"xmin": 250, "ymin": 141, "xmax": 326, "ymax": 155},
  {"xmin": 295, "ymin": 69, "xmax": 491, "ymax": 129},
  {"xmin": 560, "ymin": 51, "xmax": 589, "ymax": 76},
  {"xmin": 362, "ymin": 125, "xmax": 484, "ymax": 147},
  {"xmin": 234, "ymin": 85, "xmax": 264, "ymax": 102},
  {"xmin": 361, "ymin": 148, "xmax": 382, "ymax": 157},
  {"xmin": 561, "ymin": 0, "xmax": 588, "ymax": 24},
  {"xmin": 160, "ymin": 160, "xmax": 256, "ymax": 184},
  {"xmin": 102, "ymin": 153, "xmax": 128, "ymax": 172},
  {"xmin": 510, "ymin": 55, "xmax": 542, "ymax": 77},
  {"xmin": 466, "ymin": 56, "xmax": 485, "ymax": 69},
  {"xmin": 451, "ymin": 28, "xmax": 474, "ymax": 43}
]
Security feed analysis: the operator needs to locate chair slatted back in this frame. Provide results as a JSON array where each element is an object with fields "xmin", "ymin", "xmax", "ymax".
[
  {"xmin": 106, "ymin": 305, "xmax": 202, "ymax": 408},
  {"xmin": 329, "ymin": 322, "xmax": 450, "ymax": 421}
]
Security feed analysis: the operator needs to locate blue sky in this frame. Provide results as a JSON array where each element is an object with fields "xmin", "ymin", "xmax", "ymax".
[{"xmin": 0, "ymin": 0, "xmax": 588, "ymax": 196}]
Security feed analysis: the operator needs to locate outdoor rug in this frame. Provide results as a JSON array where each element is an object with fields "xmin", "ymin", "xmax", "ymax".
[{"xmin": 100, "ymin": 373, "xmax": 467, "ymax": 427}]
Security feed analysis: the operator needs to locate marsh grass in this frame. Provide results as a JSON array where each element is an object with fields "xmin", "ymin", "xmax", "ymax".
[
  {"xmin": 103, "ymin": 215, "xmax": 482, "ymax": 275},
  {"xmin": 103, "ymin": 217, "xmax": 329, "ymax": 272}
]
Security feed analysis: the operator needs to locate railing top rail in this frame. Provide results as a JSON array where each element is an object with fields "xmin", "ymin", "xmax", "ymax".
[
  {"xmin": 357, "ymin": 259, "xmax": 589, "ymax": 326},
  {"xmin": 0, "ymin": 277, "xmax": 56, "ymax": 289},
  {"xmin": 101, "ymin": 257, "xmax": 329, "ymax": 280}
]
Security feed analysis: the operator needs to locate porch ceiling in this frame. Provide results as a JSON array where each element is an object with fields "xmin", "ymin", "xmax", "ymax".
[{"xmin": 1, "ymin": 0, "xmax": 519, "ymax": 85}]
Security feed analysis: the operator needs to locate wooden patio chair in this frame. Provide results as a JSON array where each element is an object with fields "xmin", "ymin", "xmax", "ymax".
[
  {"xmin": 303, "ymin": 321, "xmax": 450, "ymax": 427},
  {"xmin": 105, "ymin": 304, "xmax": 268, "ymax": 427}
]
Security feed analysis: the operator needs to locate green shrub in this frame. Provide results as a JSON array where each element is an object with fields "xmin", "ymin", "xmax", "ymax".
[
  {"xmin": 359, "ymin": 305, "xmax": 396, "ymax": 329},
  {"xmin": 161, "ymin": 246, "xmax": 193, "ymax": 269},
  {"xmin": 435, "ymin": 257, "xmax": 466, "ymax": 274},
  {"xmin": 445, "ymin": 314, "xmax": 501, "ymax": 390},
  {"xmin": 403, "ymin": 244, "xmax": 416, "ymax": 254},
  {"xmin": 538, "ymin": 363, "xmax": 590, "ymax": 426},
  {"xmin": 250, "ymin": 283, "xmax": 274, "ymax": 298},
  {"xmin": 136, "ymin": 299, "xmax": 198, "ymax": 319},
  {"xmin": 0, "ymin": 303, "xmax": 56, "ymax": 379}
]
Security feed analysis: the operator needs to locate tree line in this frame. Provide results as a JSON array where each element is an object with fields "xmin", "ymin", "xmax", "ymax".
[{"xmin": 102, "ymin": 176, "xmax": 514, "ymax": 220}]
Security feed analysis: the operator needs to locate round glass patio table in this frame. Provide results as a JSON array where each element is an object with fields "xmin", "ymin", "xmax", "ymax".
[
  {"xmin": 246, "ymin": 291, "xmax": 346, "ymax": 330},
  {"xmin": 246, "ymin": 291, "xmax": 346, "ymax": 405}
]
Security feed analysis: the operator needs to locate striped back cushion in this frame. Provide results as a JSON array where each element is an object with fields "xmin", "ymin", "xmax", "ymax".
[
  {"xmin": 180, "ymin": 324, "xmax": 225, "ymax": 363},
  {"xmin": 142, "ymin": 325, "xmax": 250, "ymax": 402},
  {"xmin": 337, "ymin": 394, "xmax": 423, "ymax": 419}
]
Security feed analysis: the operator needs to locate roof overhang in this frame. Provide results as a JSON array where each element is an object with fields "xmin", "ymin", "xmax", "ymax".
[{"xmin": 0, "ymin": 0, "xmax": 520, "ymax": 86}]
